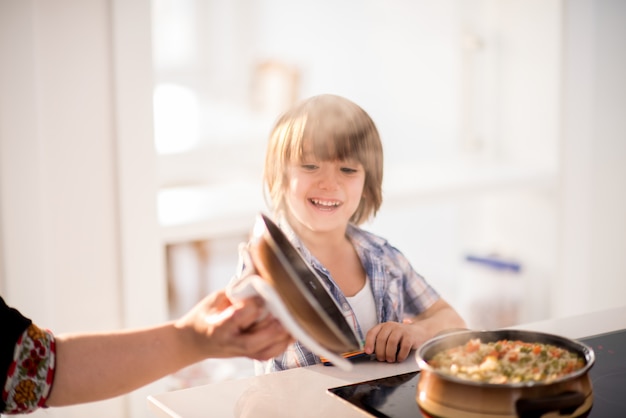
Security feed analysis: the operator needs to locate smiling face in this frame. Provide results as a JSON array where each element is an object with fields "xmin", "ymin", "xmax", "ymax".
[
  {"xmin": 285, "ymin": 151, "xmax": 366, "ymax": 235},
  {"xmin": 264, "ymin": 94, "xmax": 384, "ymax": 226}
]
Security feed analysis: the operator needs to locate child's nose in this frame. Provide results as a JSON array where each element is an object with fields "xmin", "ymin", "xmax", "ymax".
[{"xmin": 318, "ymin": 169, "xmax": 339, "ymax": 190}]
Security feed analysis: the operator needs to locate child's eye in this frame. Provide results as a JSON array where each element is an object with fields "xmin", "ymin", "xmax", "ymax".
[
  {"xmin": 301, "ymin": 164, "xmax": 318, "ymax": 171},
  {"xmin": 340, "ymin": 167, "xmax": 358, "ymax": 174}
]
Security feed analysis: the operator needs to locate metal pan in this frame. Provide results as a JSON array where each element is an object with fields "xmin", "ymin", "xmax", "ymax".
[
  {"xmin": 248, "ymin": 213, "xmax": 360, "ymax": 354},
  {"xmin": 415, "ymin": 329, "xmax": 595, "ymax": 418}
]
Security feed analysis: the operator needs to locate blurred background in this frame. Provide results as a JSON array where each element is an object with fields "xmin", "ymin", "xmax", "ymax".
[{"xmin": 1, "ymin": 0, "xmax": 624, "ymax": 417}]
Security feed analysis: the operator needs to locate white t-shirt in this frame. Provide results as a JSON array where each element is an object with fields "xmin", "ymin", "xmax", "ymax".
[{"xmin": 346, "ymin": 277, "xmax": 378, "ymax": 335}]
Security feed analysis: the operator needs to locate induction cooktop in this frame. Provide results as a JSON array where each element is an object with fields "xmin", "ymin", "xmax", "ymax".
[{"xmin": 328, "ymin": 329, "xmax": 626, "ymax": 418}]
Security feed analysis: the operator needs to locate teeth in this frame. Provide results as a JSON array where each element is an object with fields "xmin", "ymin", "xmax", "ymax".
[{"xmin": 311, "ymin": 199, "xmax": 340, "ymax": 207}]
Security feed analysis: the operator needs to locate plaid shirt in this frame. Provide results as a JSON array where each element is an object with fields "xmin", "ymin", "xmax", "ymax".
[{"xmin": 247, "ymin": 220, "xmax": 440, "ymax": 373}]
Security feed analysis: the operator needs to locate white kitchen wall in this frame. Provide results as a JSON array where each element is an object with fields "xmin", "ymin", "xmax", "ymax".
[
  {"xmin": 0, "ymin": 1, "xmax": 165, "ymax": 417},
  {"xmin": 556, "ymin": 0, "xmax": 626, "ymax": 316}
]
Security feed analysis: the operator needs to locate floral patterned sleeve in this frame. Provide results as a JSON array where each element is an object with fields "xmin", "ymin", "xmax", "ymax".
[{"xmin": 2, "ymin": 324, "xmax": 56, "ymax": 414}]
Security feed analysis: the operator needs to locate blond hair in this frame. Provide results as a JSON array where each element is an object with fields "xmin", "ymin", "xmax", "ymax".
[{"xmin": 264, "ymin": 94, "xmax": 383, "ymax": 225}]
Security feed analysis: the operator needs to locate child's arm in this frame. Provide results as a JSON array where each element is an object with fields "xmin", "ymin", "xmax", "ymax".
[{"xmin": 363, "ymin": 299, "xmax": 466, "ymax": 363}]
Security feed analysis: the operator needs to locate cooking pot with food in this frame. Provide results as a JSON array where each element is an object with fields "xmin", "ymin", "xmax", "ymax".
[{"xmin": 415, "ymin": 329, "xmax": 595, "ymax": 418}]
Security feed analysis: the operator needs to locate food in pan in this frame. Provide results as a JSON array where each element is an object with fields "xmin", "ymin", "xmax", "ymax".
[{"xmin": 428, "ymin": 338, "xmax": 586, "ymax": 384}]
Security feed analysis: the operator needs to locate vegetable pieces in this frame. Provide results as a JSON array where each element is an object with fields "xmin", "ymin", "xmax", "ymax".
[{"xmin": 428, "ymin": 339, "xmax": 585, "ymax": 384}]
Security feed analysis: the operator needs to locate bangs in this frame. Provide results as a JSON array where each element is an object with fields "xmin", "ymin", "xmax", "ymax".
[
  {"xmin": 290, "ymin": 106, "xmax": 379, "ymax": 167},
  {"xmin": 303, "ymin": 128, "xmax": 367, "ymax": 163}
]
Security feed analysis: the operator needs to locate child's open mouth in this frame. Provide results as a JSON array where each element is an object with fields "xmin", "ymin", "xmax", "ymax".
[{"xmin": 309, "ymin": 198, "xmax": 341, "ymax": 210}]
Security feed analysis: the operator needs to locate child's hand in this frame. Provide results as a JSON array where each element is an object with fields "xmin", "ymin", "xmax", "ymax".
[
  {"xmin": 363, "ymin": 320, "xmax": 429, "ymax": 363},
  {"xmin": 363, "ymin": 300, "xmax": 467, "ymax": 363}
]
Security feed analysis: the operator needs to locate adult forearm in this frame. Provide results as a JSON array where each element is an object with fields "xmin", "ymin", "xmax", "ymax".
[
  {"xmin": 44, "ymin": 292, "xmax": 291, "ymax": 406},
  {"xmin": 46, "ymin": 323, "xmax": 191, "ymax": 406}
]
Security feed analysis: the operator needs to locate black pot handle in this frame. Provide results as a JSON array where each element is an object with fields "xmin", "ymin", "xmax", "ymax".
[{"xmin": 516, "ymin": 391, "xmax": 586, "ymax": 418}]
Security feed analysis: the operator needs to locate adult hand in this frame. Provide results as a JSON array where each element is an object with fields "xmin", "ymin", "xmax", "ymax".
[{"xmin": 176, "ymin": 289, "xmax": 293, "ymax": 361}]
